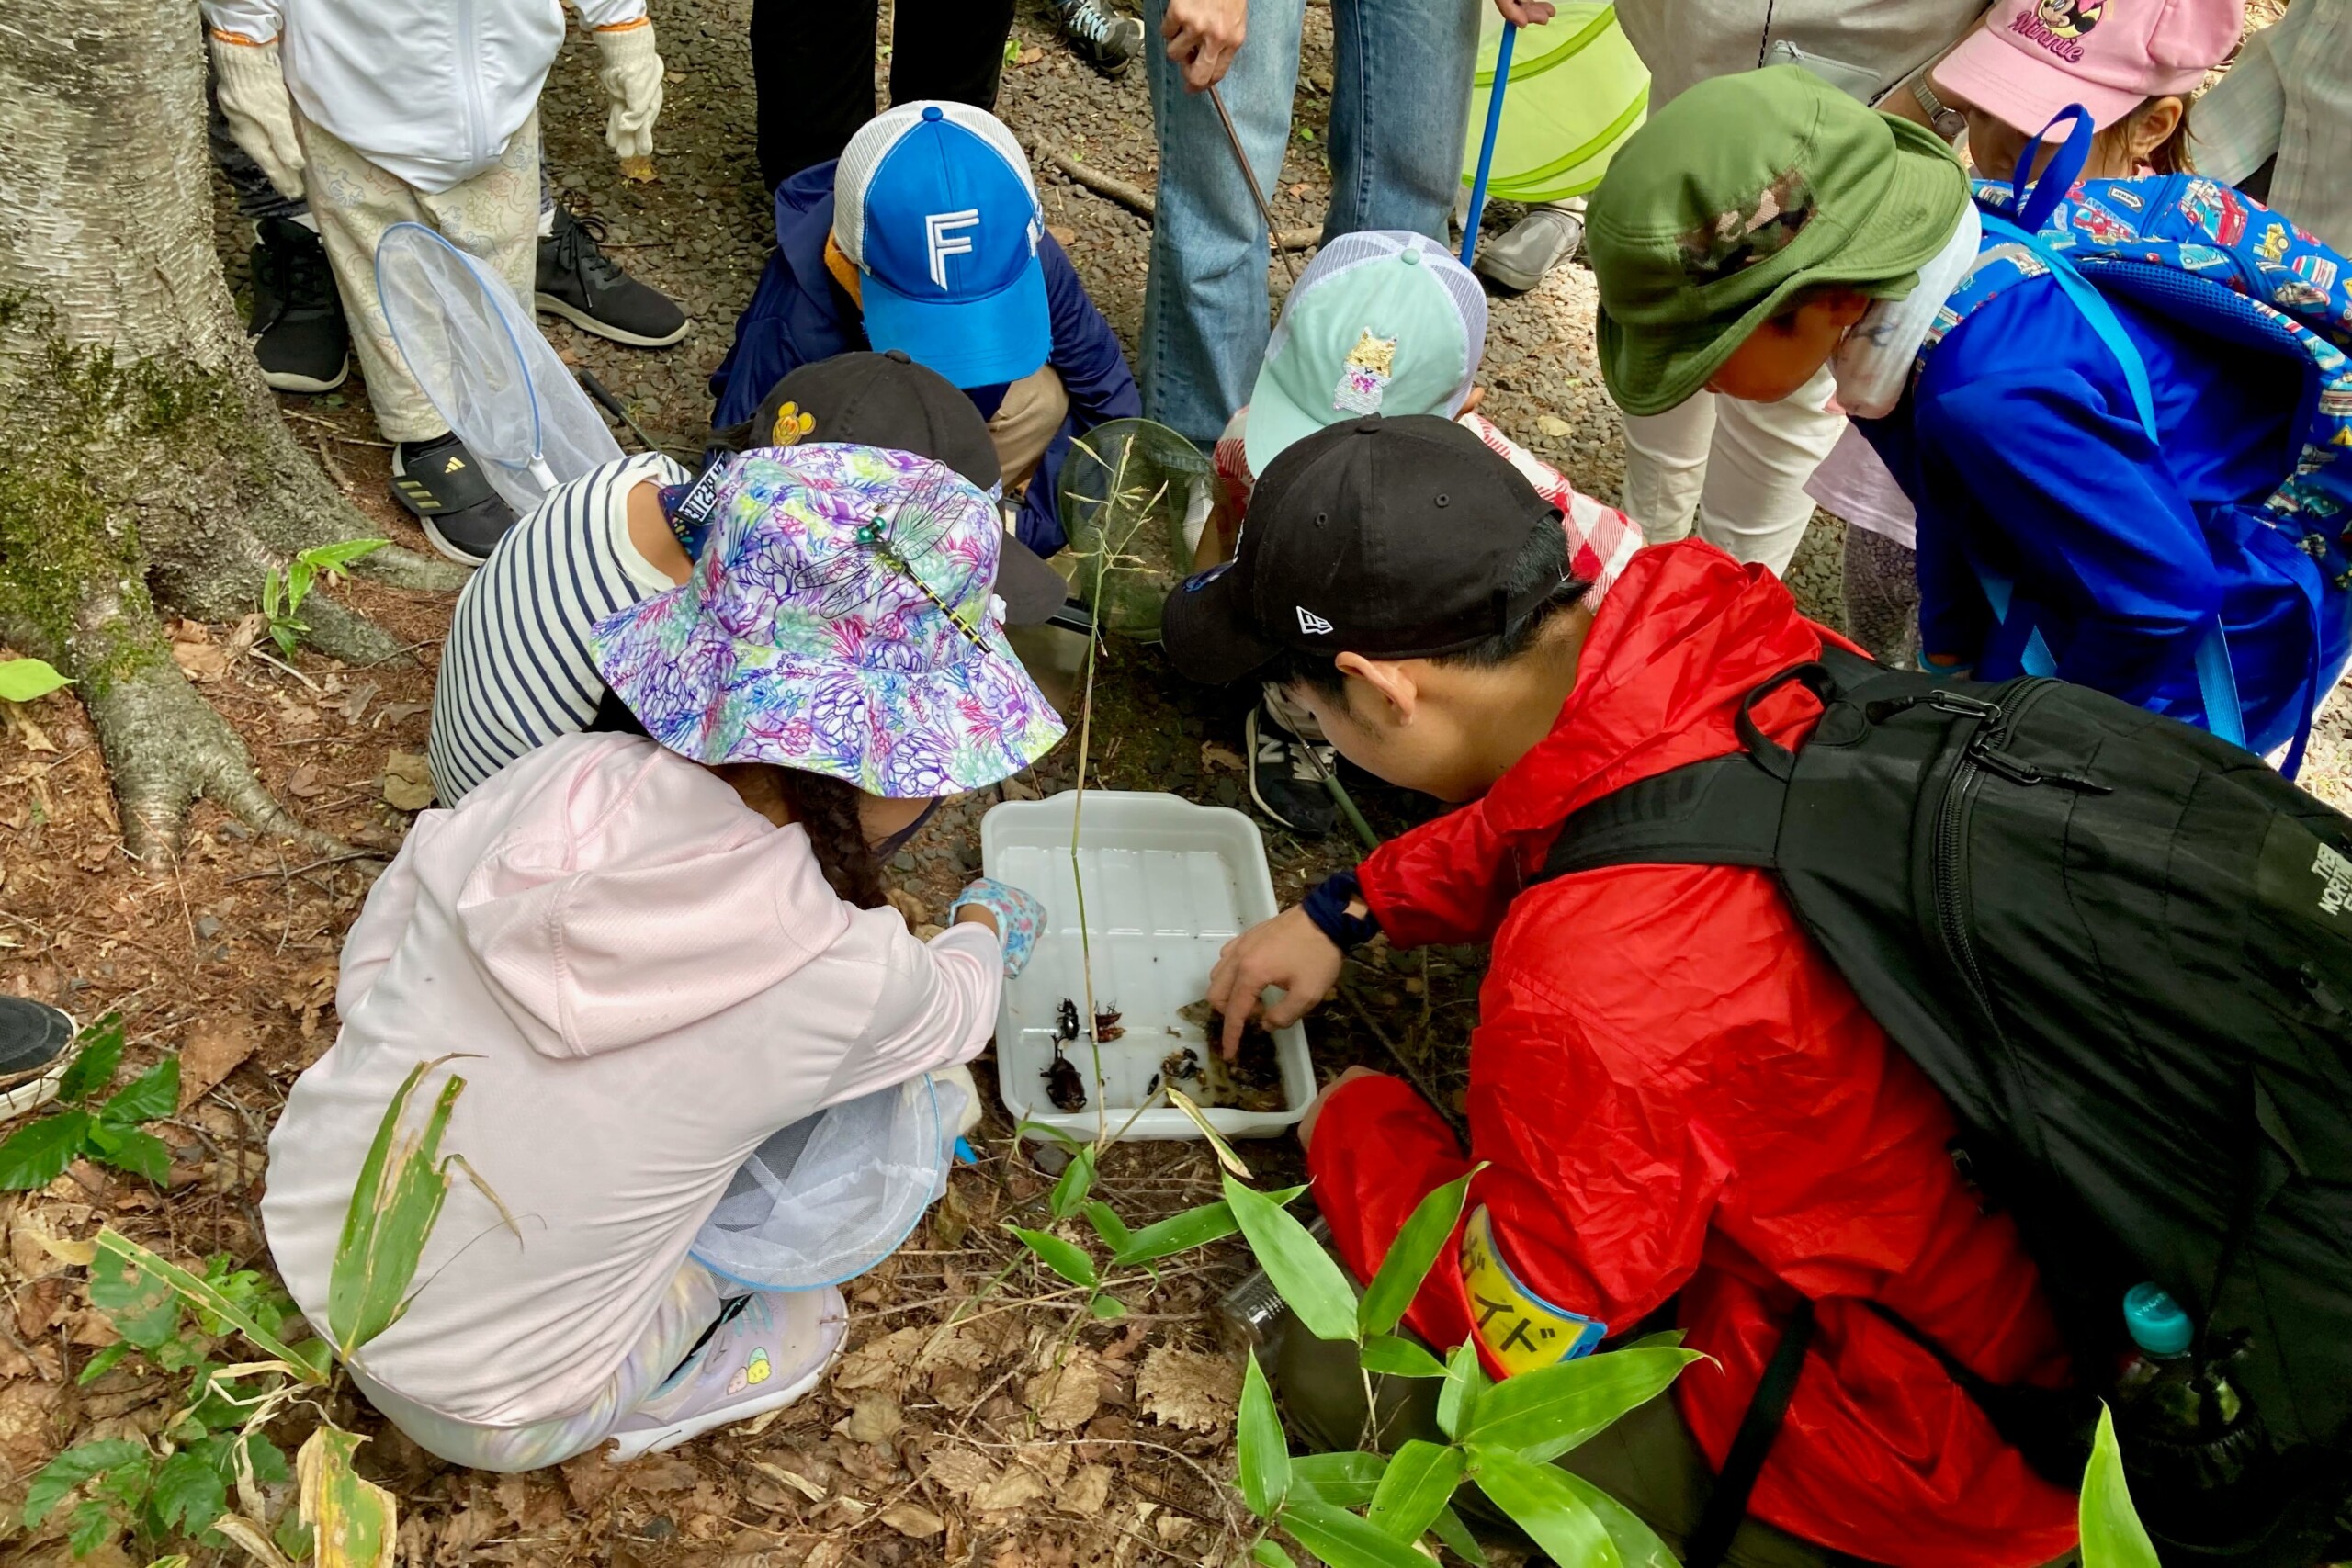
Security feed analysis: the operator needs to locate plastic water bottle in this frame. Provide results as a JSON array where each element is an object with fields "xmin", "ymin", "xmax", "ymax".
[{"xmin": 2115, "ymin": 1283, "xmax": 2243, "ymax": 1440}]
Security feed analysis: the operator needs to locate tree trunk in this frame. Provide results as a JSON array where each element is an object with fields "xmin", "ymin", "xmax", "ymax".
[{"xmin": 0, "ymin": 0, "xmax": 458, "ymax": 853}]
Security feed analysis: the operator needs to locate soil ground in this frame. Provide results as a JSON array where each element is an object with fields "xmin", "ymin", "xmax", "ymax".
[{"xmin": 1, "ymin": 2, "xmax": 2345, "ymax": 1563}]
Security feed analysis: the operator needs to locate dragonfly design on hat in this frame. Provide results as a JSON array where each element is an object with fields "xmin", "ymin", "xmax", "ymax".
[{"xmin": 1678, "ymin": 168, "xmax": 1815, "ymax": 281}]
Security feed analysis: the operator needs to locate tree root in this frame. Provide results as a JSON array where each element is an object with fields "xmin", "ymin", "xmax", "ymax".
[
  {"xmin": 352, "ymin": 543, "xmax": 470, "ymax": 595},
  {"xmin": 85, "ymin": 662, "xmax": 344, "ymax": 861},
  {"xmin": 295, "ymin": 592, "xmax": 406, "ymax": 667}
]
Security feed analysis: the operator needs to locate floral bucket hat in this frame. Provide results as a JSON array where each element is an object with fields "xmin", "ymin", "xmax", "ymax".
[{"xmin": 591, "ymin": 444, "xmax": 1065, "ymax": 797}]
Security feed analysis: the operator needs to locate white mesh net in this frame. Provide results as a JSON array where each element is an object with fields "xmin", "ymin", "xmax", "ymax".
[
  {"xmin": 1264, "ymin": 231, "xmax": 1489, "ymax": 416},
  {"xmin": 689, "ymin": 1074, "xmax": 961, "ymax": 1291},
  {"xmin": 833, "ymin": 101, "xmax": 1040, "ymax": 270},
  {"xmin": 375, "ymin": 222, "xmax": 622, "ymax": 518}
]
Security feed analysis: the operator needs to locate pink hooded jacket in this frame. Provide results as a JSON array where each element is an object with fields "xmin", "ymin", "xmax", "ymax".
[{"xmin": 261, "ymin": 733, "xmax": 1000, "ymax": 1428}]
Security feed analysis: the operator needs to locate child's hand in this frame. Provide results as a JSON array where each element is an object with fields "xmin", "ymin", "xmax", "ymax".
[
  {"xmin": 1206, "ymin": 906, "xmax": 1344, "ymax": 1058},
  {"xmin": 950, "ymin": 877, "xmax": 1046, "ymax": 977},
  {"xmin": 1494, "ymin": 0, "xmax": 1557, "ymax": 25},
  {"xmin": 594, "ymin": 19, "xmax": 665, "ymax": 171}
]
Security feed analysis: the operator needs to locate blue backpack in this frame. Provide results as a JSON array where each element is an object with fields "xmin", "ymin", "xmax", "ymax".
[{"xmin": 1916, "ymin": 111, "xmax": 2352, "ymax": 773}]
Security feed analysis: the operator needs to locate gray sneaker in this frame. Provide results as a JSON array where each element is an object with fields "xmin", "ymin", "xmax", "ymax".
[
  {"xmin": 1056, "ymin": 0, "xmax": 1145, "ymax": 76},
  {"xmin": 1474, "ymin": 204, "xmax": 1586, "ymax": 295}
]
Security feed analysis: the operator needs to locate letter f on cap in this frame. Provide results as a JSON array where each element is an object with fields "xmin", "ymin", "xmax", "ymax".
[{"xmin": 926, "ymin": 209, "xmax": 981, "ymax": 290}]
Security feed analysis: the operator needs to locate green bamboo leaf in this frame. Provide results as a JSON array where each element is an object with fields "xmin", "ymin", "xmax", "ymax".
[
  {"xmin": 329, "ymin": 1059, "xmax": 477, "ymax": 1360},
  {"xmin": 0, "ymin": 656, "xmax": 72, "ymax": 704},
  {"xmin": 1114, "ymin": 1184, "xmax": 1307, "ymax": 1268},
  {"xmin": 0, "ymin": 1109, "xmax": 96, "ymax": 1190},
  {"xmin": 1289, "ymin": 1450, "xmax": 1388, "ymax": 1508},
  {"xmin": 1050, "ymin": 1145, "xmax": 1098, "ymax": 1220},
  {"xmin": 2080, "ymin": 1404, "xmax": 2160, "ymax": 1568},
  {"xmin": 85, "ymin": 1123, "xmax": 172, "ymax": 1186},
  {"xmin": 297, "ymin": 1425, "xmax": 396, "ymax": 1568},
  {"xmin": 1169, "ymin": 1087, "xmax": 1252, "ymax": 1178},
  {"xmin": 1436, "ymin": 1340, "xmax": 1486, "ymax": 1441},
  {"xmin": 1236, "ymin": 1351, "xmax": 1290, "ymax": 1519},
  {"xmin": 1009, "ymin": 1225, "xmax": 1100, "ymax": 1290},
  {"xmin": 1082, "ymin": 1200, "xmax": 1132, "ymax": 1255},
  {"xmin": 1250, "ymin": 1541, "xmax": 1298, "ymax": 1568},
  {"xmin": 1462, "ymin": 1347, "xmax": 1702, "ymax": 1462},
  {"xmin": 74, "ymin": 1343, "xmax": 131, "ymax": 1387},
  {"xmin": 92, "ymin": 1229, "xmax": 319, "ymax": 1378},
  {"xmin": 1360, "ymin": 1168, "xmax": 1478, "ymax": 1338},
  {"xmin": 1468, "ymin": 1446, "xmax": 1624, "ymax": 1568},
  {"xmin": 24, "ymin": 1438, "xmax": 146, "ymax": 1526},
  {"xmin": 1278, "ymin": 1500, "xmax": 1434, "ymax": 1568},
  {"xmin": 1365, "ymin": 1438, "xmax": 1467, "ymax": 1544},
  {"xmin": 1431, "ymin": 1504, "xmax": 1484, "ymax": 1563},
  {"xmin": 56, "ymin": 1016, "xmax": 125, "ymax": 1104},
  {"xmin": 1361, "ymin": 1334, "xmax": 1449, "ymax": 1379},
  {"xmin": 1223, "ymin": 1173, "xmax": 1358, "ymax": 1343},
  {"xmin": 100, "ymin": 1058, "xmax": 178, "ymax": 1126},
  {"xmin": 1549, "ymin": 1468, "xmax": 1680, "ymax": 1568},
  {"xmin": 1089, "ymin": 1292, "xmax": 1128, "ymax": 1320},
  {"xmin": 300, "ymin": 538, "xmax": 388, "ymax": 575},
  {"xmin": 285, "ymin": 558, "xmax": 318, "ymax": 615},
  {"xmin": 1623, "ymin": 1329, "xmax": 1686, "ymax": 1351},
  {"xmin": 261, "ymin": 570, "xmax": 284, "ymax": 623}
]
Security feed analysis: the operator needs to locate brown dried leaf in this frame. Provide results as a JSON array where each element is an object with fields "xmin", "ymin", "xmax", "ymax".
[
  {"xmin": 879, "ymin": 1501, "xmax": 945, "ymax": 1539},
  {"xmin": 1057, "ymin": 1462, "xmax": 1113, "ymax": 1517},
  {"xmin": 924, "ymin": 1447, "xmax": 999, "ymax": 1503},
  {"xmin": 832, "ymin": 1325, "xmax": 925, "ymax": 1391},
  {"xmin": 383, "ymin": 750, "xmax": 435, "ymax": 811},
  {"xmin": 1135, "ymin": 1347, "xmax": 1240, "ymax": 1433},
  {"xmin": 612, "ymin": 1451, "xmax": 700, "ymax": 1493},
  {"xmin": 0, "ymin": 1377, "xmax": 63, "ymax": 1475},
  {"xmin": 618, "ymin": 154, "xmax": 658, "ymax": 182},
  {"xmin": 1024, "ymin": 1349, "xmax": 1102, "ymax": 1431},
  {"xmin": 561, "ymin": 1450, "xmax": 628, "ymax": 1508},
  {"xmin": 176, "ymin": 1021, "xmax": 254, "ymax": 1108},
  {"xmin": 839, "ymin": 1390, "xmax": 903, "ymax": 1446},
  {"xmin": 170, "ymin": 636, "xmax": 230, "ymax": 683},
  {"xmin": 970, "ymin": 1464, "xmax": 1052, "ymax": 1514},
  {"xmin": 999, "ymin": 773, "xmax": 1042, "ymax": 802},
  {"xmin": 1200, "ymin": 742, "xmax": 1247, "ymax": 773}
]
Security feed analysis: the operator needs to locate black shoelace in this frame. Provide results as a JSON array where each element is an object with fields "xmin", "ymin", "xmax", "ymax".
[
  {"xmin": 552, "ymin": 209, "xmax": 628, "ymax": 292},
  {"xmin": 1062, "ymin": 0, "xmax": 1127, "ymax": 48},
  {"xmin": 254, "ymin": 227, "xmax": 338, "ymax": 321}
]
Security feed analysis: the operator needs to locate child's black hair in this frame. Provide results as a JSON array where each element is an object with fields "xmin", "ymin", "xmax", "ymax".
[
  {"xmin": 1259, "ymin": 523, "xmax": 1591, "ymax": 706},
  {"xmin": 589, "ymin": 687, "xmax": 889, "ymax": 910}
]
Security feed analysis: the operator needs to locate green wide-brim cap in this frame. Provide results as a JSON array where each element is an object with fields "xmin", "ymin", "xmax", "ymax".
[{"xmin": 1587, "ymin": 67, "xmax": 1970, "ymax": 418}]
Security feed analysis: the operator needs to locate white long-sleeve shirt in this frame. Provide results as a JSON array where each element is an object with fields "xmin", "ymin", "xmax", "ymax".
[
  {"xmin": 2192, "ymin": 0, "xmax": 2352, "ymax": 255},
  {"xmin": 201, "ymin": 0, "xmax": 647, "ymax": 192},
  {"xmin": 261, "ymin": 733, "xmax": 1000, "ymax": 1427}
]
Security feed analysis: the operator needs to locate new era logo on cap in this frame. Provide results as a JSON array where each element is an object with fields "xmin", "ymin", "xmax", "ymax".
[
  {"xmin": 1297, "ymin": 607, "xmax": 1335, "ymax": 635},
  {"xmin": 834, "ymin": 103, "xmax": 1053, "ymax": 391}
]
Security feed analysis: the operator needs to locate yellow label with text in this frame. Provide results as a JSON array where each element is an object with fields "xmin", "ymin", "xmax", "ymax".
[{"xmin": 1460, "ymin": 1205, "xmax": 1605, "ymax": 1376}]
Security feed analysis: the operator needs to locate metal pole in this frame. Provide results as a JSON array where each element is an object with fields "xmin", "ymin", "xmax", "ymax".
[
  {"xmin": 1206, "ymin": 83, "xmax": 1299, "ymax": 288},
  {"xmin": 1460, "ymin": 22, "xmax": 1519, "ymax": 266}
]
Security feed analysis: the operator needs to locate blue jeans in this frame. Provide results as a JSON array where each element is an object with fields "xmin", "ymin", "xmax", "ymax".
[{"xmin": 1141, "ymin": 0, "xmax": 1479, "ymax": 446}]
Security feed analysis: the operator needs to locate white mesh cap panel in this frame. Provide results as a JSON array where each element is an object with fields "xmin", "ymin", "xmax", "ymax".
[
  {"xmin": 832, "ymin": 101, "xmax": 1043, "ymax": 270},
  {"xmin": 1263, "ymin": 231, "xmax": 1489, "ymax": 415}
]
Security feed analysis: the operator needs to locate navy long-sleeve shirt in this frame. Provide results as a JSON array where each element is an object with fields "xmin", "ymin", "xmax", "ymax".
[
  {"xmin": 709, "ymin": 161, "xmax": 1141, "ymax": 555},
  {"xmin": 1857, "ymin": 266, "xmax": 2324, "ymax": 751}
]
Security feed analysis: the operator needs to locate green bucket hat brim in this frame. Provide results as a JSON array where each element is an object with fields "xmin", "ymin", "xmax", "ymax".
[{"xmin": 1598, "ymin": 116, "xmax": 1970, "ymax": 419}]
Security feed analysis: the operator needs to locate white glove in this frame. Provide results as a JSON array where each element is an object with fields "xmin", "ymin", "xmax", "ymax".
[
  {"xmin": 209, "ymin": 33, "xmax": 306, "ymax": 202},
  {"xmin": 932, "ymin": 1064, "xmax": 985, "ymax": 1139},
  {"xmin": 593, "ymin": 20, "xmax": 664, "ymax": 167}
]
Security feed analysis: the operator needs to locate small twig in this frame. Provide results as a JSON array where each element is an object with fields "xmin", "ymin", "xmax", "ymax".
[
  {"xmin": 1045, "ymin": 151, "xmax": 1319, "ymax": 250},
  {"xmin": 283, "ymin": 412, "xmax": 392, "ymax": 448},
  {"xmin": 247, "ymin": 646, "xmax": 322, "ymax": 692},
  {"xmin": 226, "ymin": 850, "xmax": 387, "ymax": 885},
  {"xmin": 1207, "ymin": 85, "xmax": 1299, "ymax": 287}
]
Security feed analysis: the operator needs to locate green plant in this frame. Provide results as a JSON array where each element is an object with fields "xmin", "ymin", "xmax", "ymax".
[
  {"xmin": 0, "ymin": 654, "xmax": 72, "ymax": 703},
  {"xmin": 2079, "ymin": 1404, "xmax": 2158, "ymax": 1568},
  {"xmin": 0, "ymin": 1015, "xmax": 181, "ymax": 1190},
  {"xmin": 260, "ymin": 538, "xmax": 386, "ymax": 661}
]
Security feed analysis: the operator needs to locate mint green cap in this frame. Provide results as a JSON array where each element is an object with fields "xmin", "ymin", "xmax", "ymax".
[{"xmin": 1245, "ymin": 231, "xmax": 1487, "ymax": 478}]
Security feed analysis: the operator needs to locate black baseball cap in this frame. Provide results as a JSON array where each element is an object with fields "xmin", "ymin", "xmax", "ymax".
[
  {"xmin": 1161, "ymin": 415, "xmax": 1564, "ymax": 685},
  {"xmin": 741, "ymin": 350, "xmax": 1069, "ymax": 626}
]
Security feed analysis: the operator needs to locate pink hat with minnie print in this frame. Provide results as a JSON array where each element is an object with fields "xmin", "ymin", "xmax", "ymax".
[{"xmin": 1932, "ymin": 0, "xmax": 2242, "ymax": 134}]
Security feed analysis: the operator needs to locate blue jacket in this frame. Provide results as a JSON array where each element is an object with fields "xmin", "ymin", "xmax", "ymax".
[
  {"xmin": 1857, "ymin": 263, "xmax": 2316, "ymax": 750},
  {"xmin": 708, "ymin": 161, "xmax": 1142, "ymax": 555}
]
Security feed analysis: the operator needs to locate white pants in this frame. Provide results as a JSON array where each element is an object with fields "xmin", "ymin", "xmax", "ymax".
[
  {"xmin": 1619, "ymin": 366, "xmax": 1846, "ymax": 577},
  {"xmin": 297, "ymin": 109, "xmax": 542, "ymax": 444}
]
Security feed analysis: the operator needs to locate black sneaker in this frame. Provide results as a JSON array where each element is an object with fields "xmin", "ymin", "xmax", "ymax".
[
  {"xmin": 1245, "ymin": 701, "xmax": 1340, "ymax": 837},
  {"xmin": 536, "ymin": 208, "xmax": 690, "ymax": 348},
  {"xmin": 390, "ymin": 433, "xmax": 518, "ymax": 567},
  {"xmin": 0, "ymin": 998, "xmax": 76, "ymax": 1122},
  {"xmin": 247, "ymin": 217, "xmax": 350, "ymax": 394},
  {"xmin": 1056, "ymin": 0, "xmax": 1144, "ymax": 75}
]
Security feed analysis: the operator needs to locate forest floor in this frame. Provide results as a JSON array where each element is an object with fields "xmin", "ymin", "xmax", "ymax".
[{"xmin": 1, "ymin": 0, "xmax": 2345, "ymax": 1562}]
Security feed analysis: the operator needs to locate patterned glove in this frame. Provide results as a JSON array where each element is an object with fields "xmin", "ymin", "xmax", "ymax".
[
  {"xmin": 209, "ymin": 32, "xmax": 306, "ymax": 202},
  {"xmin": 593, "ymin": 19, "xmax": 664, "ymax": 171},
  {"xmin": 950, "ymin": 877, "xmax": 1046, "ymax": 978}
]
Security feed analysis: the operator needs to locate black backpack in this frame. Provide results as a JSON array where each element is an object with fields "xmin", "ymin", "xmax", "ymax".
[{"xmin": 1530, "ymin": 647, "xmax": 2352, "ymax": 1568}]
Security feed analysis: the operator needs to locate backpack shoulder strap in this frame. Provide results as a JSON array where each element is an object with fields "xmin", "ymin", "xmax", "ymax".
[{"xmin": 1537, "ymin": 751, "xmax": 1788, "ymax": 883}]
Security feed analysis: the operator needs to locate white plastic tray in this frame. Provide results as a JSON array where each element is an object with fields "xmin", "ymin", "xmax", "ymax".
[{"xmin": 982, "ymin": 791, "xmax": 1313, "ymax": 1142}]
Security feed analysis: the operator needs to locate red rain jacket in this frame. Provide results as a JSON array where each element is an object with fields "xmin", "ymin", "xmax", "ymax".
[{"xmin": 1307, "ymin": 543, "xmax": 2079, "ymax": 1567}]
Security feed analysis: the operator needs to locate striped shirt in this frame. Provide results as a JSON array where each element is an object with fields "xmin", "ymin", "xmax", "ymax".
[{"xmin": 428, "ymin": 452, "xmax": 690, "ymax": 805}]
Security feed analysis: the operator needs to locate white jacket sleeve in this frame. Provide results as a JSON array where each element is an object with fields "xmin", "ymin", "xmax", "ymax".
[
  {"xmin": 820, "ymin": 916, "xmax": 1003, "ymax": 1110},
  {"xmin": 570, "ymin": 0, "xmax": 649, "ymax": 34},
  {"xmin": 335, "ymin": 853, "xmax": 424, "ymax": 1021},
  {"xmin": 201, "ymin": 0, "xmax": 283, "ymax": 43}
]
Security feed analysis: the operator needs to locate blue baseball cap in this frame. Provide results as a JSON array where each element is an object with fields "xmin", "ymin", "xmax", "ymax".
[{"xmin": 832, "ymin": 103, "xmax": 1052, "ymax": 390}]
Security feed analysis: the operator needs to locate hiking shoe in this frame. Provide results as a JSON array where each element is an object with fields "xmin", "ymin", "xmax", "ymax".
[
  {"xmin": 1056, "ymin": 0, "xmax": 1145, "ymax": 76},
  {"xmin": 606, "ymin": 1286, "xmax": 847, "ymax": 1461},
  {"xmin": 390, "ymin": 432, "xmax": 517, "ymax": 567},
  {"xmin": 246, "ymin": 217, "xmax": 349, "ymax": 393},
  {"xmin": 1474, "ymin": 203, "xmax": 1585, "ymax": 295},
  {"xmin": 1246, "ymin": 700, "xmax": 1340, "ymax": 837},
  {"xmin": 0, "ymin": 1000, "xmax": 75, "ymax": 1123},
  {"xmin": 536, "ymin": 208, "xmax": 690, "ymax": 348}
]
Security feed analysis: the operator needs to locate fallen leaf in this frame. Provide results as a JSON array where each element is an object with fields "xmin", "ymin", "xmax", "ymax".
[
  {"xmin": 1200, "ymin": 742, "xmax": 1246, "ymax": 773},
  {"xmin": 284, "ymin": 763, "xmax": 323, "ymax": 799},
  {"xmin": 839, "ymin": 1390, "xmax": 904, "ymax": 1445},
  {"xmin": 1019, "ymin": 45, "xmax": 1045, "ymax": 63},
  {"xmin": 619, "ymin": 154, "xmax": 658, "ymax": 183},
  {"xmin": 612, "ymin": 1452, "xmax": 700, "ymax": 1493},
  {"xmin": 561, "ymin": 1450, "xmax": 628, "ymax": 1509},
  {"xmin": 880, "ymin": 1501, "xmax": 944, "ymax": 1539},
  {"xmin": 14, "ymin": 714, "xmax": 55, "ymax": 753},
  {"xmin": 972, "ymin": 1465, "xmax": 1052, "ymax": 1514},
  {"xmin": 1025, "ymin": 1350, "xmax": 1102, "ymax": 1431},
  {"xmin": 177, "ymin": 1021, "xmax": 255, "ymax": 1108},
  {"xmin": 1135, "ymin": 1347, "xmax": 1240, "ymax": 1433},
  {"xmin": 0, "ymin": 1366, "xmax": 63, "ymax": 1472},
  {"xmin": 1047, "ymin": 224, "xmax": 1079, "ymax": 250},
  {"xmin": 1536, "ymin": 414, "xmax": 1573, "ymax": 438},
  {"xmin": 833, "ymin": 1325, "xmax": 925, "ymax": 1391},
  {"xmin": 886, "ymin": 887, "xmax": 930, "ymax": 929},
  {"xmin": 925, "ymin": 1448, "xmax": 999, "ymax": 1502},
  {"xmin": 376, "ymin": 700, "xmax": 429, "ymax": 726},
  {"xmin": 170, "ymin": 637, "xmax": 230, "ymax": 682},
  {"xmin": 1057, "ymin": 1462, "xmax": 1113, "ymax": 1517},
  {"xmin": 1000, "ymin": 773, "xmax": 1042, "ymax": 802},
  {"xmin": 753, "ymin": 1461, "xmax": 828, "ymax": 1502},
  {"xmin": 383, "ymin": 750, "xmax": 435, "ymax": 811}
]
